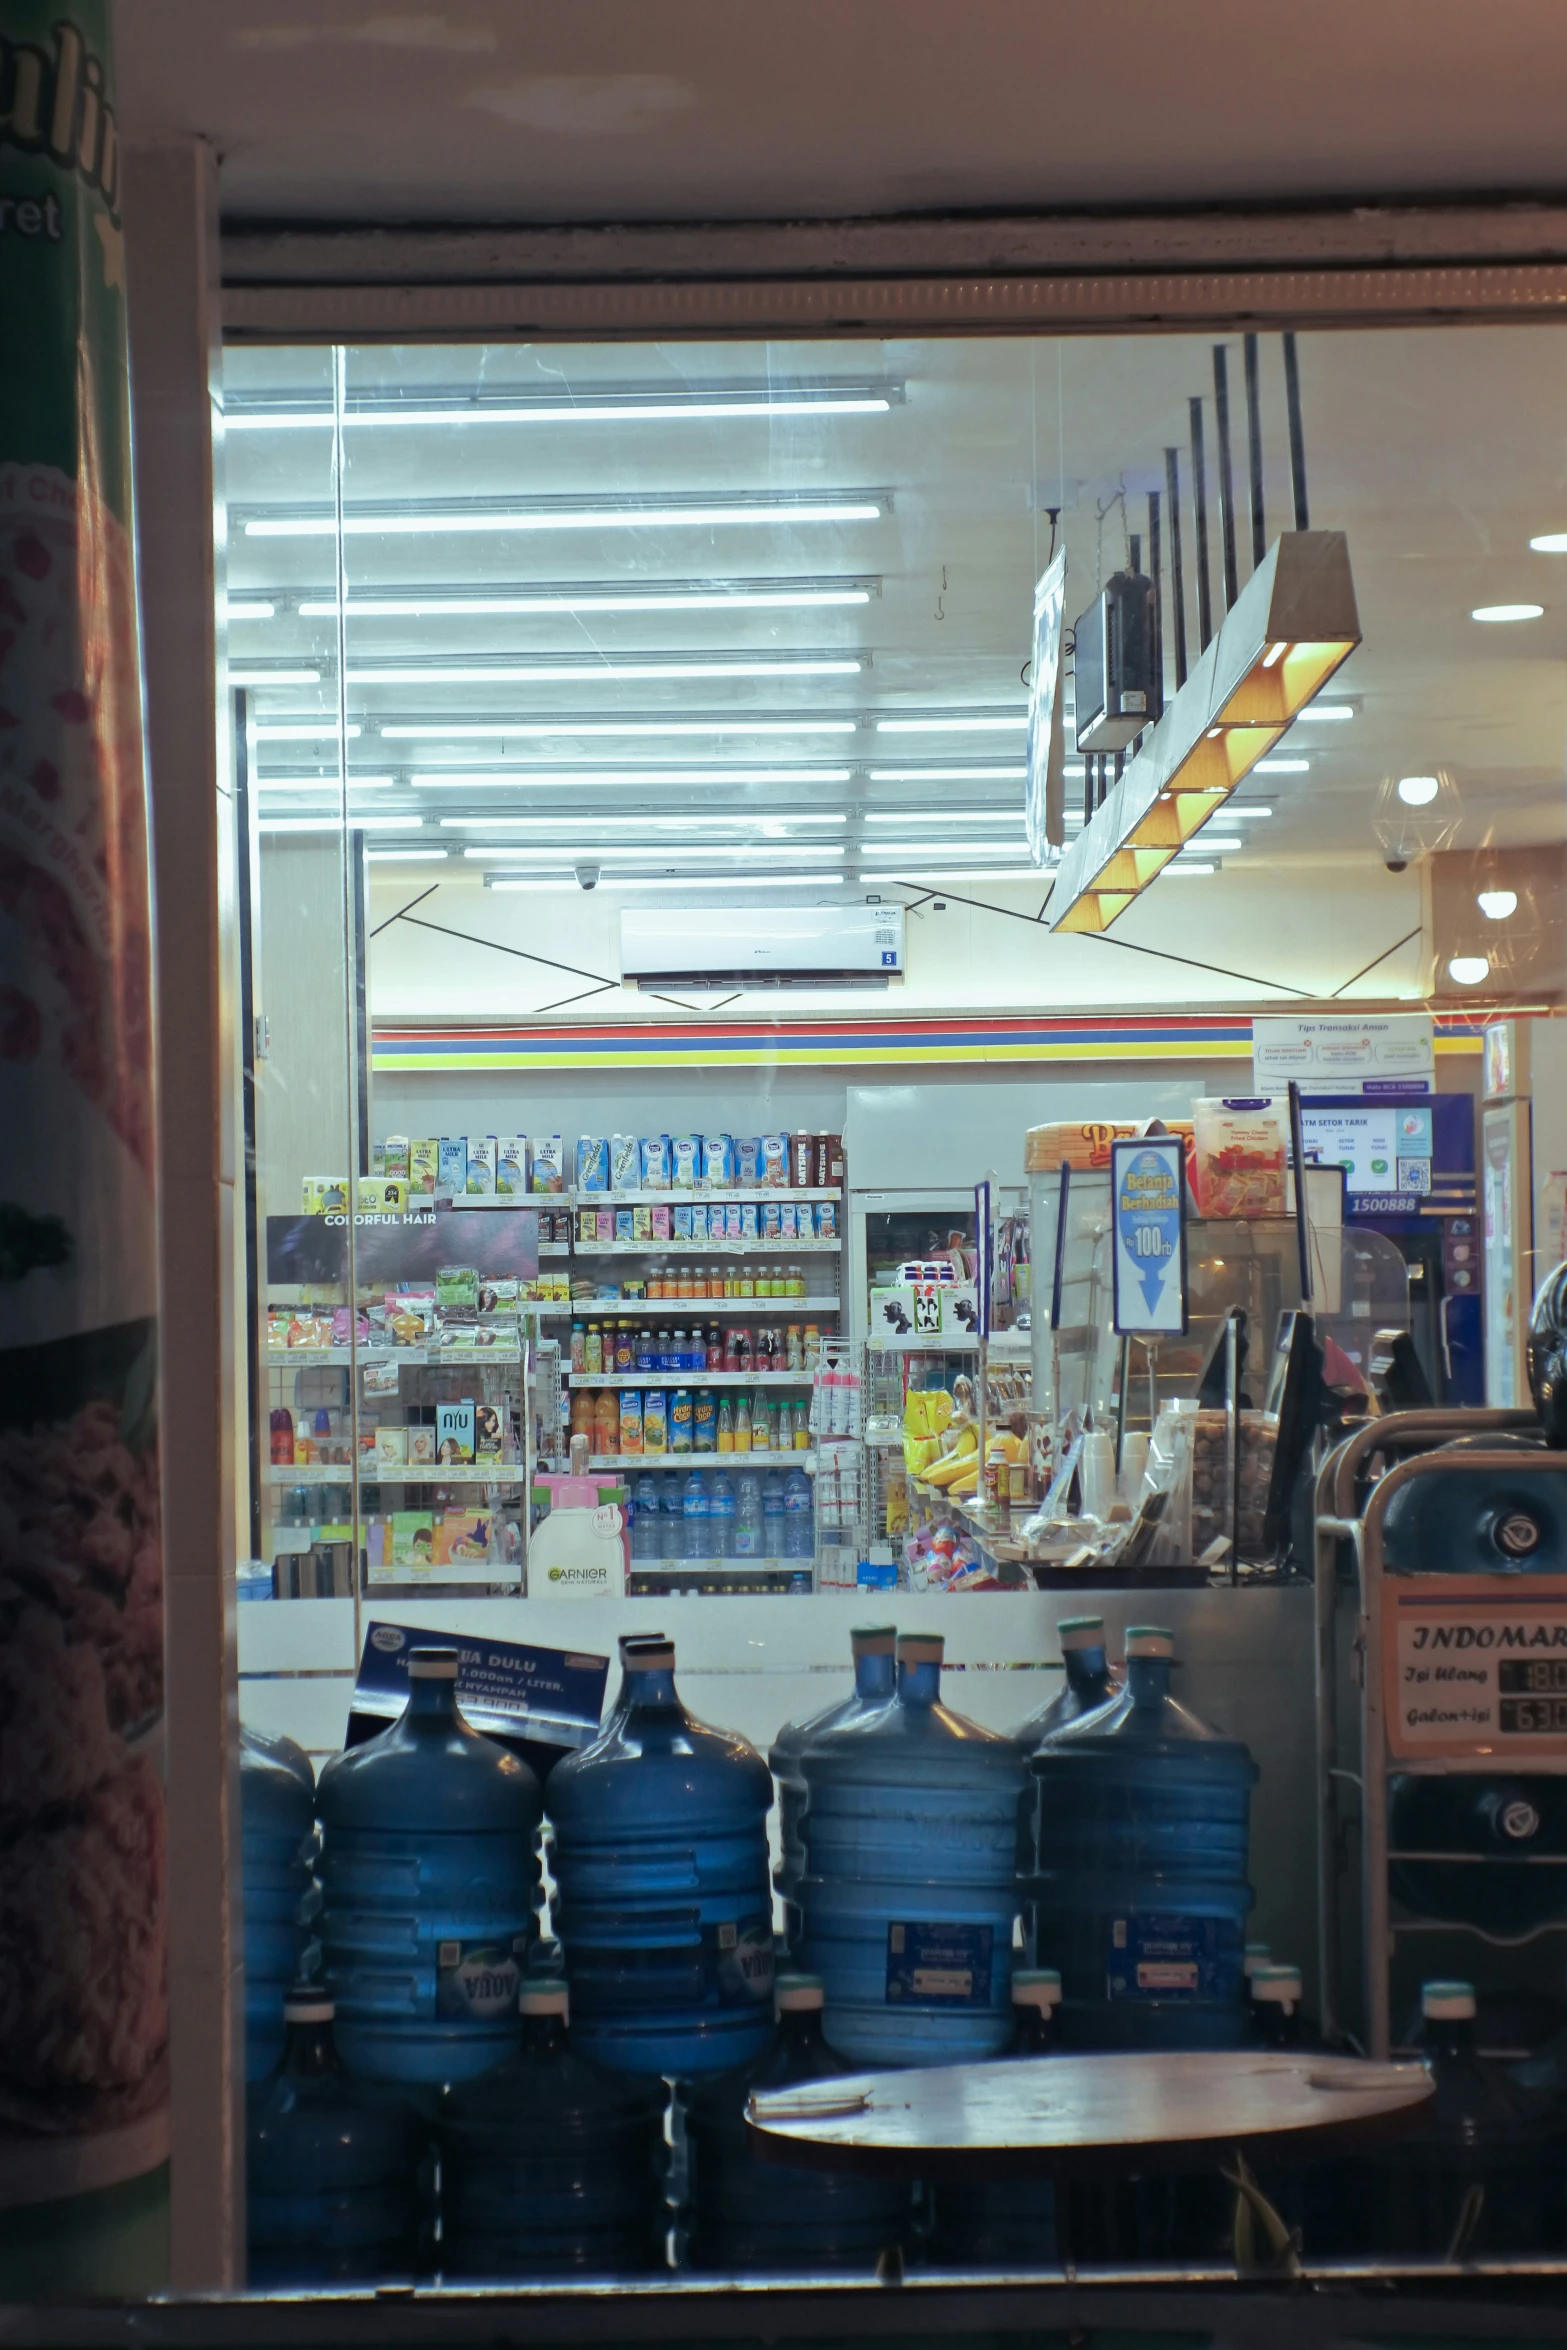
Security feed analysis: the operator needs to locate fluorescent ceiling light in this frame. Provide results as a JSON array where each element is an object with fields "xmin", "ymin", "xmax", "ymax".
[
  {"xmin": 254, "ymin": 723, "xmax": 362, "ymax": 741},
  {"xmin": 1181, "ymin": 836, "xmax": 1241, "ymax": 853},
  {"xmin": 1161, "ymin": 863, "xmax": 1217, "ymax": 876},
  {"xmin": 860, "ymin": 840, "xmax": 1029, "ymax": 860},
  {"xmin": 1397, "ymin": 775, "xmax": 1440, "ymax": 806},
  {"xmin": 1048, "ymin": 531, "xmax": 1359, "ymax": 936},
  {"xmin": 1530, "ymin": 532, "xmax": 1567, "ymax": 552},
  {"xmin": 260, "ymin": 815, "xmax": 425, "ymax": 833},
  {"xmin": 463, "ymin": 844, "xmax": 845, "ymax": 865},
  {"xmin": 243, "ymin": 498, "xmax": 885, "ymax": 540},
  {"xmin": 875, "ymin": 716, "xmax": 1028, "ymax": 735},
  {"xmin": 859, "ymin": 867, "xmax": 1046, "ymax": 884},
  {"xmin": 346, "ymin": 659, "xmax": 862, "ymax": 685},
  {"xmin": 863, "ymin": 809, "xmax": 1031, "ymax": 827},
  {"xmin": 296, "ymin": 586, "xmax": 873, "ymax": 618},
  {"xmin": 1226, "ymin": 806, "xmax": 1273, "ymax": 820},
  {"xmin": 231, "ymin": 668, "xmax": 321, "ymax": 686},
  {"xmin": 412, "ymin": 766, "xmax": 853, "ymax": 791},
  {"xmin": 1290, "ymin": 702, "xmax": 1353, "ymax": 720},
  {"xmin": 256, "ymin": 775, "xmax": 394, "ymax": 790},
  {"xmin": 226, "ymin": 390, "xmax": 895, "ymax": 430},
  {"xmin": 1478, "ymin": 889, "xmax": 1519, "ymax": 920},
  {"xmin": 868, "ymin": 766, "xmax": 1028, "ymax": 784},
  {"xmin": 381, "ymin": 720, "xmax": 857, "ymax": 741},
  {"xmin": 367, "ymin": 849, "xmax": 450, "ymax": 862},
  {"xmin": 1471, "ymin": 603, "xmax": 1543, "ymax": 622},
  {"xmin": 1448, "ymin": 955, "xmax": 1491, "ymax": 984},
  {"xmin": 1254, "ymin": 758, "xmax": 1308, "ymax": 775},
  {"xmin": 492, "ymin": 872, "xmax": 853, "ymax": 893},
  {"xmin": 439, "ymin": 813, "xmax": 846, "ymax": 834},
  {"xmin": 226, "ymin": 601, "xmax": 275, "ymax": 620},
  {"xmin": 482, "ymin": 878, "xmax": 585, "ymax": 893}
]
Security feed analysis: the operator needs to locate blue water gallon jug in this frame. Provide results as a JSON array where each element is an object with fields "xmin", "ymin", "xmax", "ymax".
[
  {"xmin": 1029, "ymin": 1625, "xmax": 1258, "ymax": 2051},
  {"xmin": 685, "ymin": 1972, "xmax": 910, "ymax": 2273},
  {"xmin": 315, "ymin": 1647, "xmax": 543, "ymax": 2084},
  {"xmin": 924, "ymin": 1969, "xmax": 1060, "ymax": 2269},
  {"xmin": 769, "ymin": 1625, "xmax": 896, "ymax": 1946},
  {"xmin": 796, "ymin": 1631, "xmax": 1025, "ymax": 2067},
  {"xmin": 439, "ymin": 1981, "xmax": 670, "ymax": 2278},
  {"xmin": 1357, "ymin": 1982, "xmax": 1554, "ymax": 2256},
  {"xmin": 1012, "ymin": 1617, "xmax": 1117, "ymax": 1909},
  {"xmin": 1382, "ymin": 1458, "xmax": 1567, "ymax": 1575},
  {"xmin": 546, "ymin": 1635, "xmax": 775, "ymax": 2077},
  {"xmin": 240, "ymin": 1726, "xmax": 320, "ymax": 2081},
  {"xmin": 1389, "ymin": 1772, "xmax": 1567, "ymax": 1936},
  {"xmin": 247, "ymin": 1989, "xmax": 426, "ymax": 2286}
]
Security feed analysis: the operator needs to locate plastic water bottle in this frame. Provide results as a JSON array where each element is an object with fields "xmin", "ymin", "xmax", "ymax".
[
  {"xmin": 241, "ymin": 1727, "xmax": 320, "ymax": 2082},
  {"xmin": 1027, "ymin": 1626, "xmax": 1258, "ymax": 2051},
  {"xmin": 439, "ymin": 1982, "xmax": 669, "ymax": 2278},
  {"xmin": 547, "ymin": 1636, "xmax": 775, "ymax": 2076},
  {"xmin": 682, "ymin": 1469, "xmax": 711, "ymax": 1562},
  {"xmin": 631, "ymin": 1473, "xmax": 662, "ymax": 1564},
  {"xmin": 709, "ymin": 1472, "xmax": 737, "ymax": 1559},
  {"xmin": 685, "ymin": 1973, "xmax": 909, "ymax": 2272},
  {"xmin": 734, "ymin": 1471, "xmax": 764, "ymax": 1560},
  {"xmin": 315, "ymin": 1647, "xmax": 543, "ymax": 2084},
  {"xmin": 659, "ymin": 1474, "xmax": 686, "ymax": 1561},
  {"xmin": 1012, "ymin": 1617, "xmax": 1116, "ymax": 1917},
  {"xmin": 769, "ymin": 1627, "xmax": 896, "ymax": 1948},
  {"xmin": 247, "ymin": 1988, "xmax": 426, "ymax": 2286},
  {"xmin": 762, "ymin": 1472, "xmax": 786, "ymax": 1560},
  {"xmin": 782, "ymin": 1468, "xmax": 814, "ymax": 1560},
  {"xmin": 797, "ymin": 1632, "xmax": 1025, "ymax": 2067},
  {"xmin": 926, "ymin": 1970, "xmax": 1060, "ymax": 2268}
]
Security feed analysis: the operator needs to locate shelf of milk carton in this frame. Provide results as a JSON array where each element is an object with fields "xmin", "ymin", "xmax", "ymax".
[
  {"xmin": 588, "ymin": 1450, "xmax": 816, "ymax": 1472},
  {"xmin": 268, "ymin": 1345, "xmax": 523, "ymax": 1368},
  {"xmin": 528, "ymin": 1294, "xmax": 841, "ymax": 1318},
  {"xmin": 268, "ymin": 1463, "xmax": 523, "ymax": 1485},
  {"xmin": 572, "ymin": 1239, "xmax": 841, "ymax": 1257},
  {"xmin": 572, "ymin": 1188, "xmax": 840, "ymax": 1207},
  {"xmin": 565, "ymin": 1370, "xmax": 812, "ymax": 1389}
]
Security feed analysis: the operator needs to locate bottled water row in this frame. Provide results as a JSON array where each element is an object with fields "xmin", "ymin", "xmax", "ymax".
[{"xmin": 629, "ymin": 1465, "xmax": 814, "ymax": 1563}]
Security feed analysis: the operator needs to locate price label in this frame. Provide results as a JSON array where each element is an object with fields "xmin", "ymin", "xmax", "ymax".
[{"xmin": 1383, "ymin": 1576, "xmax": 1567, "ymax": 1759}]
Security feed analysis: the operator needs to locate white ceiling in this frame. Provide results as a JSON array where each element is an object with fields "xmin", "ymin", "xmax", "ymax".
[{"xmin": 122, "ymin": 0, "xmax": 1567, "ymax": 224}]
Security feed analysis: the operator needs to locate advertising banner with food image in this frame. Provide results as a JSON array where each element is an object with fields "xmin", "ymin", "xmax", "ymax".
[{"xmin": 0, "ymin": 0, "xmax": 167, "ymax": 2256}]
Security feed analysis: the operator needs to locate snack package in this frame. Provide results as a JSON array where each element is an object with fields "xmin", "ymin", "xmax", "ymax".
[
  {"xmin": 641, "ymin": 1135, "xmax": 672, "ymax": 1191},
  {"xmin": 1189, "ymin": 1097, "xmax": 1288, "ymax": 1219},
  {"xmin": 435, "ymin": 1264, "xmax": 480, "ymax": 1313},
  {"xmin": 611, "ymin": 1133, "xmax": 642, "ymax": 1192},
  {"xmin": 409, "ymin": 1139, "xmax": 440, "ymax": 1197},
  {"xmin": 496, "ymin": 1136, "xmax": 528, "ymax": 1196},
  {"xmin": 578, "ymin": 1136, "xmax": 610, "ymax": 1193},
  {"xmin": 672, "ymin": 1135, "xmax": 701, "ymax": 1190},
  {"xmin": 736, "ymin": 1137, "xmax": 763, "ymax": 1185},
  {"xmin": 761, "ymin": 1134, "xmax": 789, "ymax": 1189},
  {"xmin": 357, "ymin": 1176, "xmax": 406, "ymax": 1215},
  {"xmin": 382, "ymin": 1135, "xmax": 411, "ymax": 1181},
  {"xmin": 438, "ymin": 1136, "xmax": 468, "ymax": 1195},
  {"xmin": 703, "ymin": 1134, "xmax": 735, "ymax": 1188},
  {"xmin": 532, "ymin": 1136, "xmax": 566, "ymax": 1194},
  {"xmin": 465, "ymin": 1136, "xmax": 497, "ymax": 1196}
]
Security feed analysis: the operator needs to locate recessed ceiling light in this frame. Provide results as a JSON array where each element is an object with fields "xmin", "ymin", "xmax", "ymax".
[
  {"xmin": 1161, "ymin": 863, "xmax": 1217, "ymax": 876},
  {"xmin": 1448, "ymin": 955, "xmax": 1491, "ymax": 984},
  {"xmin": 1254, "ymin": 759, "xmax": 1309, "ymax": 775},
  {"xmin": 1530, "ymin": 533, "xmax": 1567, "ymax": 552},
  {"xmin": 1226, "ymin": 806, "xmax": 1273, "ymax": 820},
  {"xmin": 1471, "ymin": 603, "xmax": 1543, "ymax": 623},
  {"xmin": 1396, "ymin": 775, "xmax": 1440, "ymax": 806},
  {"xmin": 1478, "ymin": 889, "xmax": 1519, "ymax": 920}
]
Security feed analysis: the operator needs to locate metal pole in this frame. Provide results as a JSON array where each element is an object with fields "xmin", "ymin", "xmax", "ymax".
[
  {"xmin": 1212, "ymin": 344, "xmax": 1239, "ymax": 611},
  {"xmin": 1283, "ymin": 330, "xmax": 1310, "ymax": 530},
  {"xmin": 1243, "ymin": 331, "xmax": 1266, "ymax": 570},
  {"xmin": 1148, "ymin": 488, "xmax": 1164, "ymax": 720},
  {"xmin": 1188, "ymin": 397, "xmax": 1213, "ymax": 651},
  {"xmin": 1164, "ymin": 446, "xmax": 1189, "ymax": 688}
]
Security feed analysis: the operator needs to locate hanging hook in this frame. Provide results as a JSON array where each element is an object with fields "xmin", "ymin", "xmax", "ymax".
[{"xmin": 934, "ymin": 564, "xmax": 947, "ymax": 622}]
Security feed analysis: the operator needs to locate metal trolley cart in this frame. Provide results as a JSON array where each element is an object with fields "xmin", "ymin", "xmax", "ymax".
[{"xmin": 1315, "ymin": 1409, "xmax": 1567, "ymax": 2058}]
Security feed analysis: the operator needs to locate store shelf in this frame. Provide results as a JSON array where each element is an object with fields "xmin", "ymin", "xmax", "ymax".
[
  {"xmin": 574, "ymin": 1188, "xmax": 841, "ymax": 1207},
  {"xmin": 567, "ymin": 1369, "xmax": 811, "ymax": 1388},
  {"xmin": 268, "ymin": 1346, "xmax": 523, "ymax": 1367},
  {"xmin": 583, "ymin": 1450, "xmax": 815, "ymax": 1471},
  {"xmin": 573, "ymin": 1240, "xmax": 840, "ymax": 1257},
  {"xmin": 630, "ymin": 1559, "xmax": 812, "ymax": 1576},
  {"xmin": 268, "ymin": 1463, "xmax": 523, "ymax": 1485},
  {"xmin": 530, "ymin": 1294, "xmax": 841, "ymax": 1318}
]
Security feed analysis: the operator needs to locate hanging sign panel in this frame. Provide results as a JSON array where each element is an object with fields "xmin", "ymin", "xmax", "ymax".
[{"xmin": 1111, "ymin": 1138, "xmax": 1188, "ymax": 1336}]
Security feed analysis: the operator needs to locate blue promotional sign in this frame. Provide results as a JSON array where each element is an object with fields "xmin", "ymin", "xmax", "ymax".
[
  {"xmin": 1111, "ymin": 1137, "xmax": 1188, "ymax": 1336},
  {"xmin": 347, "ymin": 1620, "xmax": 609, "ymax": 1757}
]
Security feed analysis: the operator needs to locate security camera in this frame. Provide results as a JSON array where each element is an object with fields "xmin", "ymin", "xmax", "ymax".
[
  {"xmin": 1384, "ymin": 858, "xmax": 1409, "ymax": 874},
  {"xmin": 575, "ymin": 862, "xmax": 600, "ymax": 892}
]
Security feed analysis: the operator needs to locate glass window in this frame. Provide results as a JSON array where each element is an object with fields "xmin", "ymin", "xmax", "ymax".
[{"xmin": 224, "ymin": 325, "xmax": 1567, "ymax": 2289}]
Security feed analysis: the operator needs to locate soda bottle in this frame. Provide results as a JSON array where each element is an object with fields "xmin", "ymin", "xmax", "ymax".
[{"xmin": 734, "ymin": 1472, "xmax": 765, "ymax": 1559}]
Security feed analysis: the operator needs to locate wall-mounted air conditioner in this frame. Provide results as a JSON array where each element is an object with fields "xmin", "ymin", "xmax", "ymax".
[{"xmin": 620, "ymin": 905, "xmax": 905, "ymax": 990}]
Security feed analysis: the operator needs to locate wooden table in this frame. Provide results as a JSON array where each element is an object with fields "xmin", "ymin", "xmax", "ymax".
[{"xmin": 747, "ymin": 2049, "xmax": 1433, "ymax": 2180}]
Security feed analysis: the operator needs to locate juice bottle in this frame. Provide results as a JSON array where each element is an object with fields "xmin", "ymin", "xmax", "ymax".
[
  {"xmin": 615, "ymin": 1322, "xmax": 635, "ymax": 1374},
  {"xmin": 593, "ymin": 1391, "xmax": 621, "ymax": 1458},
  {"xmin": 733, "ymin": 1397, "xmax": 752, "ymax": 1456},
  {"xmin": 570, "ymin": 1391, "xmax": 596, "ymax": 1444},
  {"xmin": 585, "ymin": 1323, "xmax": 603, "ymax": 1376},
  {"xmin": 694, "ymin": 1390, "xmax": 718, "ymax": 1453},
  {"xmin": 670, "ymin": 1389, "xmax": 694, "ymax": 1454},
  {"xmin": 643, "ymin": 1392, "xmax": 668, "ymax": 1456},
  {"xmin": 750, "ymin": 1394, "xmax": 771, "ymax": 1454},
  {"xmin": 717, "ymin": 1399, "xmax": 735, "ymax": 1454},
  {"xmin": 569, "ymin": 1321, "xmax": 586, "ymax": 1373},
  {"xmin": 619, "ymin": 1391, "xmax": 643, "ymax": 1457}
]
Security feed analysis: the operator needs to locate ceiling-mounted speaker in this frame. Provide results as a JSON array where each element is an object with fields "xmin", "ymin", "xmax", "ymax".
[{"xmin": 1072, "ymin": 570, "xmax": 1160, "ymax": 755}]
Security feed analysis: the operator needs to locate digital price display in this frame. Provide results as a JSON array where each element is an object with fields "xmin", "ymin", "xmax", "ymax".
[
  {"xmin": 1500, "ymin": 1698, "xmax": 1567, "ymax": 1734},
  {"xmin": 1499, "ymin": 1660, "xmax": 1567, "ymax": 1694}
]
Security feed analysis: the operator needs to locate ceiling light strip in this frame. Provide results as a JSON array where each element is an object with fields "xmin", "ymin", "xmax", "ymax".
[{"xmin": 243, "ymin": 497, "xmax": 886, "ymax": 540}]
